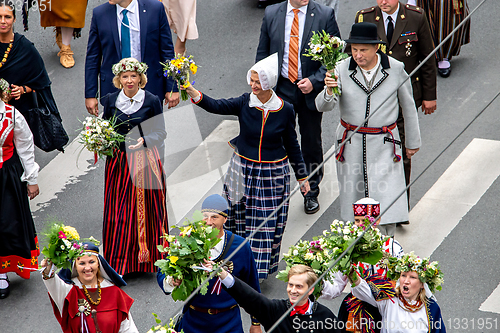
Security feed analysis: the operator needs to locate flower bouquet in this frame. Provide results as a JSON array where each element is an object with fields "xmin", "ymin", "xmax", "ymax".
[
  {"xmin": 322, "ymin": 218, "xmax": 389, "ymax": 282},
  {"xmin": 386, "ymin": 251, "xmax": 444, "ymax": 292},
  {"xmin": 161, "ymin": 54, "xmax": 197, "ymax": 101},
  {"xmin": 303, "ymin": 30, "xmax": 348, "ymax": 96},
  {"xmin": 41, "ymin": 223, "xmax": 100, "ymax": 270},
  {"xmin": 147, "ymin": 313, "xmax": 184, "ymax": 333},
  {"xmin": 79, "ymin": 116, "xmax": 125, "ymax": 164},
  {"xmin": 276, "ymin": 237, "xmax": 340, "ymax": 298},
  {"xmin": 155, "ymin": 211, "xmax": 221, "ymax": 302}
]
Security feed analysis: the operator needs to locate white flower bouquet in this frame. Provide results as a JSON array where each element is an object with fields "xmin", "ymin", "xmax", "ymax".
[
  {"xmin": 79, "ymin": 116, "xmax": 125, "ymax": 163},
  {"xmin": 304, "ymin": 30, "xmax": 348, "ymax": 95}
]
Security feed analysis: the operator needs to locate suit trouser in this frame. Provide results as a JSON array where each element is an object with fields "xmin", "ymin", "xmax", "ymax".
[
  {"xmin": 276, "ymin": 76, "xmax": 323, "ymax": 198},
  {"xmin": 396, "ymin": 107, "xmax": 411, "ymax": 209}
]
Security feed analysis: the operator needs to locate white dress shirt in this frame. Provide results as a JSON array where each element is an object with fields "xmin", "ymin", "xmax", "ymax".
[
  {"xmin": 282, "ymin": 1, "xmax": 308, "ymax": 80},
  {"xmin": 381, "ymin": 4, "xmax": 400, "ymax": 36},
  {"xmin": 115, "ymin": 89, "xmax": 146, "ymax": 115},
  {"xmin": 116, "ymin": 0, "xmax": 141, "ymax": 61},
  {"xmin": 0, "ymin": 102, "xmax": 39, "ymax": 185}
]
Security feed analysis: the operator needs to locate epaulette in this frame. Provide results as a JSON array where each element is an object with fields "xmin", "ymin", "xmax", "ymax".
[
  {"xmin": 405, "ymin": 4, "xmax": 424, "ymax": 14},
  {"xmin": 356, "ymin": 6, "xmax": 376, "ymax": 23}
]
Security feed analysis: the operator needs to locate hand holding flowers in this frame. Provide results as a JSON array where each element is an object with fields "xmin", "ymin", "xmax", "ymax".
[
  {"xmin": 79, "ymin": 115, "xmax": 125, "ymax": 164},
  {"xmin": 161, "ymin": 55, "xmax": 197, "ymax": 101},
  {"xmin": 304, "ymin": 31, "xmax": 348, "ymax": 96},
  {"xmin": 155, "ymin": 212, "xmax": 221, "ymax": 301},
  {"xmin": 41, "ymin": 222, "xmax": 100, "ymax": 270}
]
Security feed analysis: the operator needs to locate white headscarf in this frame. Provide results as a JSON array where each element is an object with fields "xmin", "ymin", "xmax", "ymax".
[{"xmin": 247, "ymin": 53, "xmax": 279, "ymax": 91}]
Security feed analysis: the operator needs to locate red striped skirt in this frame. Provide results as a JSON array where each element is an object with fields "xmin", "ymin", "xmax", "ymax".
[{"xmin": 103, "ymin": 147, "xmax": 168, "ymax": 275}]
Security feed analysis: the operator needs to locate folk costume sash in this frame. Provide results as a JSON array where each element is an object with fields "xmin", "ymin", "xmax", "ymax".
[
  {"xmin": 0, "ymin": 105, "xmax": 15, "ymax": 169},
  {"xmin": 336, "ymin": 119, "xmax": 400, "ymax": 163},
  {"xmin": 132, "ymin": 146, "xmax": 164, "ymax": 263}
]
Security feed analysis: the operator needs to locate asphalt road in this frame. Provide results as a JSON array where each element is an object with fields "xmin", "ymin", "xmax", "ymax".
[{"xmin": 1, "ymin": 0, "xmax": 499, "ymax": 332}]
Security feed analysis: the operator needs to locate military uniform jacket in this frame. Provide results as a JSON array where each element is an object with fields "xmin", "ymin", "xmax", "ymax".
[{"xmin": 355, "ymin": 2, "xmax": 437, "ymax": 107}]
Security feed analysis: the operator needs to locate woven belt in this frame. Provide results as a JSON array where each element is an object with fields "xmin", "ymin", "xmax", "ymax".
[
  {"xmin": 336, "ymin": 119, "xmax": 401, "ymax": 163},
  {"xmin": 189, "ymin": 304, "xmax": 238, "ymax": 315}
]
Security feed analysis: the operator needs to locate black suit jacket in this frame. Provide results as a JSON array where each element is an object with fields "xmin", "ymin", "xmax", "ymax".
[{"xmin": 256, "ymin": 0, "xmax": 340, "ymax": 111}]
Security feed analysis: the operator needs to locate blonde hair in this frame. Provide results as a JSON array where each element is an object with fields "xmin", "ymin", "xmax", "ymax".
[{"xmin": 288, "ymin": 264, "xmax": 318, "ymax": 288}]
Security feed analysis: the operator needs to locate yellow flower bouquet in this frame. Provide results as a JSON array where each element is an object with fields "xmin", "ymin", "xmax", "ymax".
[
  {"xmin": 155, "ymin": 211, "xmax": 221, "ymax": 301},
  {"xmin": 161, "ymin": 54, "xmax": 197, "ymax": 101}
]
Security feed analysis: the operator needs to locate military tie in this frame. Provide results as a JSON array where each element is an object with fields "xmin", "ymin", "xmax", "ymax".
[
  {"xmin": 121, "ymin": 9, "xmax": 131, "ymax": 59},
  {"xmin": 288, "ymin": 9, "xmax": 300, "ymax": 83},
  {"xmin": 387, "ymin": 16, "xmax": 394, "ymax": 45}
]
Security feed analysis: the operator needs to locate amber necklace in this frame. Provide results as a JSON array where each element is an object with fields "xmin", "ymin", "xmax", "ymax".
[
  {"xmin": 82, "ymin": 280, "xmax": 102, "ymax": 306},
  {"xmin": 0, "ymin": 34, "xmax": 13, "ymax": 69},
  {"xmin": 398, "ymin": 294, "xmax": 423, "ymax": 312}
]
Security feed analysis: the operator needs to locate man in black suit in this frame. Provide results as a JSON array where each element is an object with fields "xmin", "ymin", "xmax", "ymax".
[{"xmin": 256, "ymin": 0, "xmax": 340, "ymax": 214}]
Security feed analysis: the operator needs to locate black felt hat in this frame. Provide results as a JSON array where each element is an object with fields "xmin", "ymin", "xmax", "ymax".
[{"xmin": 345, "ymin": 22, "xmax": 386, "ymax": 45}]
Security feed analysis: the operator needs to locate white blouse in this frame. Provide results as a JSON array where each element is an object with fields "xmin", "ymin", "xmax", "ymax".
[
  {"xmin": 0, "ymin": 102, "xmax": 39, "ymax": 185},
  {"xmin": 42, "ymin": 267, "xmax": 138, "ymax": 333},
  {"xmin": 248, "ymin": 90, "xmax": 283, "ymax": 117},
  {"xmin": 115, "ymin": 89, "xmax": 145, "ymax": 115},
  {"xmin": 352, "ymin": 279, "xmax": 429, "ymax": 333}
]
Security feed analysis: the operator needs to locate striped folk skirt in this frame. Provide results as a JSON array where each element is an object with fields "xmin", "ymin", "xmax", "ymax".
[
  {"xmin": 223, "ymin": 153, "xmax": 290, "ymax": 279},
  {"xmin": 103, "ymin": 148, "xmax": 168, "ymax": 275},
  {"xmin": 417, "ymin": 0, "xmax": 471, "ymax": 61}
]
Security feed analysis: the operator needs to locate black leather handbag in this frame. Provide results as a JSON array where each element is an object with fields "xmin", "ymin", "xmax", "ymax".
[{"xmin": 26, "ymin": 92, "xmax": 69, "ymax": 152}]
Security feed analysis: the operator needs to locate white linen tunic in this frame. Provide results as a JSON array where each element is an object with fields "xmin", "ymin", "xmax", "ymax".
[{"xmin": 352, "ymin": 279, "xmax": 429, "ymax": 333}]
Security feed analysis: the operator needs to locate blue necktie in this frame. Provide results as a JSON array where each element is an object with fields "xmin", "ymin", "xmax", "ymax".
[{"xmin": 121, "ymin": 9, "xmax": 131, "ymax": 58}]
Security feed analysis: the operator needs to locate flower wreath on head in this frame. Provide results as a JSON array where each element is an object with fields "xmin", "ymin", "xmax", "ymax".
[
  {"xmin": 0, "ymin": 78, "xmax": 10, "ymax": 93},
  {"xmin": 386, "ymin": 251, "xmax": 444, "ymax": 293},
  {"xmin": 112, "ymin": 59, "xmax": 148, "ymax": 76}
]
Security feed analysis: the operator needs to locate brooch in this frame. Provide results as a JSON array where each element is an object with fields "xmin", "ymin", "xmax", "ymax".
[{"xmin": 77, "ymin": 299, "xmax": 92, "ymax": 317}]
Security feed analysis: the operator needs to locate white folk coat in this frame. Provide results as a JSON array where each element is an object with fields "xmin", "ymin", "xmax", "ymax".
[{"xmin": 316, "ymin": 52, "xmax": 421, "ymax": 224}]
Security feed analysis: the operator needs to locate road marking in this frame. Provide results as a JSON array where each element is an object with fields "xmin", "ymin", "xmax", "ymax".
[
  {"xmin": 395, "ymin": 138, "xmax": 500, "ymax": 258},
  {"xmin": 30, "ymin": 138, "xmax": 96, "ymax": 215},
  {"xmin": 479, "ymin": 283, "xmax": 500, "ymax": 314},
  {"xmin": 166, "ymin": 119, "xmax": 238, "ymax": 223}
]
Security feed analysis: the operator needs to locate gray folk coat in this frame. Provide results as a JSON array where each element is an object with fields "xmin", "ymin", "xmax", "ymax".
[{"xmin": 316, "ymin": 52, "xmax": 421, "ymax": 224}]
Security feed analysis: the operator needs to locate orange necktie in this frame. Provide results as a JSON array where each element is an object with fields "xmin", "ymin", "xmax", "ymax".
[{"xmin": 288, "ymin": 9, "xmax": 300, "ymax": 83}]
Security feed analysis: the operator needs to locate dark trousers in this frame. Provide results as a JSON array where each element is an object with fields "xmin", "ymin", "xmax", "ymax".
[
  {"xmin": 396, "ymin": 107, "xmax": 411, "ymax": 209},
  {"xmin": 276, "ymin": 76, "xmax": 323, "ymax": 197}
]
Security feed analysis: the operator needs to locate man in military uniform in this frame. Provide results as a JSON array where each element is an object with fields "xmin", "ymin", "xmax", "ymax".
[{"xmin": 355, "ymin": 0, "xmax": 436, "ymax": 218}]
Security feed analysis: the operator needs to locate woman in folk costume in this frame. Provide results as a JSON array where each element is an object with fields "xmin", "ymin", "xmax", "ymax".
[
  {"xmin": 350, "ymin": 251, "xmax": 446, "ymax": 333},
  {"xmin": 39, "ymin": 0, "xmax": 88, "ymax": 68},
  {"xmin": 320, "ymin": 198, "xmax": 404, "ymax": 333},
  {"xmin": 0, "ymin": 2, "xmax": 66, "ymax": 152},
  {"xmin": 316, "ymin": 22, "xmax": 421, "ymax": 237},
  {"xmin": 101, "ymin": 58, "xmax": 168, "ymax": 276},
  {"xmin": 407, "ymin": 0, "xmax": 470, "ymax": 77},
  {"xmin": 183, "ymin": 53, "xmax": 310, "ymax": 279},
  {"xmin": 41, "ymin": 243, "xmax": 139, "ymax": 333},
  {"xmin": 0, "ymin": 78, "xmax": 40, "ymax": 299}
]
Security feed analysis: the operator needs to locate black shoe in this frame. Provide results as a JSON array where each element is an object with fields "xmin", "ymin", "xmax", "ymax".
[
  {"xmin": 304, "ymin": 197, "xmax": 320, "ymax": 214},
  {"xmin": 0, "ymin": 276, "xmax": 10, "ymax": 299},
  {"xmin": 438, "ymin": 66, "xmax": 451, "ymax": 78}
]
